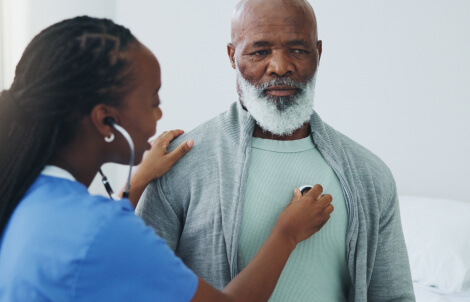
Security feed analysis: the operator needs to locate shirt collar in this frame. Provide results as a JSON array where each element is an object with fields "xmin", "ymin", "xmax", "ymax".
[{"xmin": 41, "ymin": 165, "xmax": 76, "ymax": 181}]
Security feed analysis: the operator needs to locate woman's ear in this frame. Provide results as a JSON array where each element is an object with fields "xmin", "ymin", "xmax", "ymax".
[{"xmin": 90, "ymin": 104, "xmax": 120, "ymax": 138}]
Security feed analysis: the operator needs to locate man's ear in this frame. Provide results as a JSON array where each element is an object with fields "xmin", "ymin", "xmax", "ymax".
[
  {"xmin": 90, "ymin": 104, "xmax": 120, "ymax": 138},
  {"xmin": 227, "ymin": 43, "xmax": 236, "ymax": 69},
  {"xmin": 317, "ymin": 40, "xmax": 323, "ymax": 63}
]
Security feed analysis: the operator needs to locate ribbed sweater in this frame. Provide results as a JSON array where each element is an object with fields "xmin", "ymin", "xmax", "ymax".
[
  {"xmin": 136, "ymin": 101, "xmax": 415, "ymax": 302},
  {"xmin": 239, "ymin": 137, "xmax": 350, "ymax": 301}
]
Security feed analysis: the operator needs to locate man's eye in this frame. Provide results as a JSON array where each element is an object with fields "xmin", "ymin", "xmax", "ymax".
[
  {"xmin": 252, "ymin": 50, "xmax": 269, "ymax": 56},
  {"xmin": 292, "ymin": 49, "xmax": 309, "ymax": 54}
]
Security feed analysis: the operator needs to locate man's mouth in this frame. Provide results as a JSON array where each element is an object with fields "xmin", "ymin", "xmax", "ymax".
[{"xmin": 265, "ymin": 85, "xmax": 298, "ymax": 97}]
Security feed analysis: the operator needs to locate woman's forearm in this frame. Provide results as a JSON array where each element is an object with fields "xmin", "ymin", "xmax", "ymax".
[
  {"xmin": 223, "ymin": 226, "xmax": 296, "ymax": 301},
  {"xmin": 191, "ymin": 227, "xmax": 296, "ymax": 302}
]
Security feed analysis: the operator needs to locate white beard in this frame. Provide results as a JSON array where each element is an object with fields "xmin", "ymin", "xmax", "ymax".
[{"xmin": 236, "ymin": 68, "xmax": 317, "ymax": 136}]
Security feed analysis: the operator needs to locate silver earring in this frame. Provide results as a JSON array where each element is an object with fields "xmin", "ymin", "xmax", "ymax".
[{"xmin": 104, "ymin": 133, "xmax": 115, "ymax": 143}]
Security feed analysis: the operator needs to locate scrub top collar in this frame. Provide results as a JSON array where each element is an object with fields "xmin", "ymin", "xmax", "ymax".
[{"xmin": 41, "ymin": 165, "xmax": 76, "ymax": 182}]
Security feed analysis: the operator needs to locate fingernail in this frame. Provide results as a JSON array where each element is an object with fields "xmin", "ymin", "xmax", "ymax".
[{"xmin": 186, "ymin": 140, "xmax": 194, "ymax": 148}]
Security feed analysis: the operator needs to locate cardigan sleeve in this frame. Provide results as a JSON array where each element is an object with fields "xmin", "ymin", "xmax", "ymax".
[
  {"xmin": 136, "ymin": 179, "xmax": 182, "ymax": 252},
  {"xmin": 367, "ymin": 185, "xmax": 415, "ymax": 301}
]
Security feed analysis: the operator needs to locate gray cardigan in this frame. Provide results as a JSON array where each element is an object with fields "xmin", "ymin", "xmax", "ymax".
[{"xmin": 137, "ymin": 102, "xmax": 415, "ymax": 301}]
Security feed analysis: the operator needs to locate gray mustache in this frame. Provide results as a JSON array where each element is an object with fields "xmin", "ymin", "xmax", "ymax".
[
  {"xmin": 254, "ymin": 80, "xmax": 305, "ymax": 101},
  {"xmin": 259, "ymin": 78, "xmax": 306, "ymax": 90}
]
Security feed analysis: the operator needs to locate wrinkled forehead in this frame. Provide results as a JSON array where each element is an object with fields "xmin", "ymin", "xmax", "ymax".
[{"xmin": 231, "ymin": 0, "xmax": 317, "ymax": 43}]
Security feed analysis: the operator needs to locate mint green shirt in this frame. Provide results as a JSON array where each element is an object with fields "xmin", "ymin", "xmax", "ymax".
[{"xmin": 238, "ymin": 136, "xmax": 351, "ymax": 301}]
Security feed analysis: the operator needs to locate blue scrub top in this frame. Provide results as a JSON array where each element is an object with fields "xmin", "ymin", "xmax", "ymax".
[{"xmin": 0, "ymin": 171, "xmax": 198, "ymax": 301}]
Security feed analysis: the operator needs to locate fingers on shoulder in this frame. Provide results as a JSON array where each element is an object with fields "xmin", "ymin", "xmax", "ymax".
[
  {"xmin": 157, "ymin": 129, "xmax": 184, "ymax": 142},
  {"xmin": 178, "ymin": 139, "xmax": 193, "ymax": 154},
  {"xmin": 167, "ymin": 140, "xmax": 194, "ymax": 162},
  {"xmin": 167, "ymin": 129, "xmax": 185, "ymax": 140}
]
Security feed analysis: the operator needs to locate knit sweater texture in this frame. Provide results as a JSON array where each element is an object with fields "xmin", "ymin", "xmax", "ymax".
[{"xmin": 136, "ymin": 101, "xmax": 415, "ymax": 301}]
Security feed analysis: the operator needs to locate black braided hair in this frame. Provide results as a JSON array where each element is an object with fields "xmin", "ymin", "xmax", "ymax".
[{"xmin": 0, "ymin": 16, "xmax": 138, "ymax": 237}]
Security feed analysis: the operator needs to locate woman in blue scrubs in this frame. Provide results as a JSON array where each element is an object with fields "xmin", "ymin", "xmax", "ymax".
[{"xmin": 0, "ymin": 17, "xmax": 334, "ymax": 301}]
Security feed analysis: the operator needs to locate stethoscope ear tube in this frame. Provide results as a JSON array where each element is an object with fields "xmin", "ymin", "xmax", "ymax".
[
  {"xmin": 100, "ymin": 122, "xmax": 135, "ymax": 201},
  {"xmin": 112, "ymin": 123, "xmax": 134, "ymax": 198},
  {"xmin": 99, "ymin": 169, "xmax": 121, "ymax": 200}
]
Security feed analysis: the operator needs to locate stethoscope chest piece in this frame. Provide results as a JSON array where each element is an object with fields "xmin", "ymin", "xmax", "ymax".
[{"xmin": 299, "ymin": 185, "xmax": 313, "ymax": 195}]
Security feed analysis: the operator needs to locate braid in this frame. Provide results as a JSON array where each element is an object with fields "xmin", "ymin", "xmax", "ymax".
[{"xmin": 0, "ymin": 16, "xmax": 138, "ymax": 237}]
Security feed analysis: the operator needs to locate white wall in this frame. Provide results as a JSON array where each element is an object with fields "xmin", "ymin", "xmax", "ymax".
[
  {"xmin": 115, "ymin": 0, "xmax": 239, "ymax": 133},
  {"xmin": 1, "ymin": 0, "xmax": 116, "ymax": 88},
  {"xmin": 310, "ymin": 0, "xmax": 470, "ymax": 201},
  {"xmin": 2, "ymin": 1, "xmax": 469, "ymax": 201},
  {"xmin": 0, "ymin": 1, "xmax": 4, "ymax": 90}
]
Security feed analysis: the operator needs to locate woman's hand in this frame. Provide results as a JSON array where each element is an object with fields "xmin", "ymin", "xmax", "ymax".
[
  {"xmin": 273, "ymin": 184, "xmax": 334, "ymax": 246},
  {"xmin": 139, "ymin": 130, "xmax": 194, "ymax": 181},
  {"xmin": 191, "ymin": 184, "xmax": 334, "ymax": 302},
  {"xmin": 124, "ymin": 129, "xmax": 194, "ymax": 208}
]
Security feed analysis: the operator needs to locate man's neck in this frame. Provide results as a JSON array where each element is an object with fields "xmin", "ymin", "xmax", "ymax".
[{"xmin": 252, "ymin": 123, "xmax": 310, "ymax": 141}]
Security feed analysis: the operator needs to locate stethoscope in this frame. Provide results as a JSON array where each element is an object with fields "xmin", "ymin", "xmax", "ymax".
[
  {"xmin": 299, "ymin": 185, "xmax": 313, "ymax": 195},
  {"xmin": 99, "ymin": 117, "xmax": 134, "ymax": 200}
]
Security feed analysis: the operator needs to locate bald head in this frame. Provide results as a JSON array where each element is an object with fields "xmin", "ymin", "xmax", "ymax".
[{"xmin": 231, "ymin": 0, "xmax": 318, "ymax": 45}]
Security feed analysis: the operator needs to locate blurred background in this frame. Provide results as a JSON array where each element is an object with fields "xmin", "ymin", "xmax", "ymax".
[{"xmin": 1, "ymin": 0, "xmax": 469, "ymax": 201}]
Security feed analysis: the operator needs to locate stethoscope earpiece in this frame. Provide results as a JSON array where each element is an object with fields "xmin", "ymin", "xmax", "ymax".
[{"xmin": 103, "ymin": 116, "xmax": 116, "ymax": 126}]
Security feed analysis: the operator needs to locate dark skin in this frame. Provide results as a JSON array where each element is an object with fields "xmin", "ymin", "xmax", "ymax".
[
  {"xmin": 227, "ymin": 0, "xmax": 322, "ymax": 141},
  {"xmin": 50, "ymin": 37, "xmax": 334, "ymax": 301}
]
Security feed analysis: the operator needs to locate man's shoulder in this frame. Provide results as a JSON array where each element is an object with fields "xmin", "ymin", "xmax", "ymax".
[
  {"xmin": 158, "ymin": 104, "xmax": 240, "ymax": 186},
  {"xmin": 167, "ymin": 105, "xmax": 235, "ymax": 152},
  {"xmin": 340, "ymin": 130, "xmax": 389, "ymax": 169},
  {"xmin": 320, "ymin": 122, "xmax": 395, "ymax": 186}
]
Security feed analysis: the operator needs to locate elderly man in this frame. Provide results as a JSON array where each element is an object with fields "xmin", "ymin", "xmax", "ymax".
[{"xmin": 137, "ymin": 0, "xmax": 415, "ymax": 301}]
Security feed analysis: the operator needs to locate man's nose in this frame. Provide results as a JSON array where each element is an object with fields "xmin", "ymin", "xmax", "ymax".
[{"xmin": 266, "ymin": 51, "xmax": 295, "ymax": 77}]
